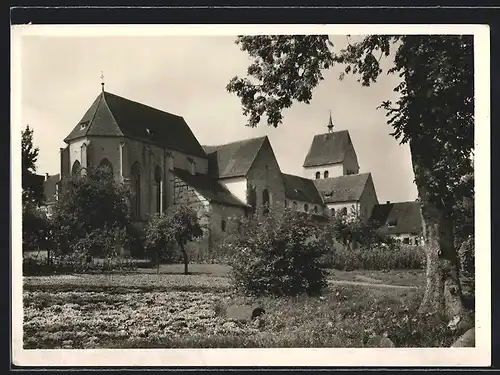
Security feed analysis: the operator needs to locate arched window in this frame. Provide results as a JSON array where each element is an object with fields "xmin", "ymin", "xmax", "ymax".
[
  {"xmin": 221, "ymin": 219, "xmax": 227, "ymax": 232},
  {"xmin": 155, "ymin": 166, "xmax": 162, "ymax": 214},
  {"xmin": 262, "ymin": 189, "xmax": 270, "ymax": 215},
  {"xmin": 324, "ymin": 171, "xmax": 329, "ymax": 179},
  {"xmin": 315, "ymin": 171, "xmax": 321, "ymax": 180},
  {"xmin": 130, "ymin": 162, "xmax": 141, "ymax": 219},
  {"xmin": 71, "ymin": 160, "xmax": 81, "ymax": 176},
  {"xmin": 292, "ymin": 201, "xmax": 297, "ymax": 208},
  {"xmin": 98, "ymin": 158, "xmax": 113, "ymax": 176},
  {"xmin": 341, "ymin": 207, "xmax": 348, "ymax": 216},
  {"xmin": 304, "ymin": 203, "xmax": 309, "ymax": 212},
  {"xmin": 314, "ymin": 206, "xmax": 318, "ymax": 214},
  {"xmin": 330, "ymin": 208, "xmax": 336, "ymax": 216}
]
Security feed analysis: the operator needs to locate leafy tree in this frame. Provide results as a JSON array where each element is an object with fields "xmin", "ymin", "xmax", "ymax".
[
  {"xmin": 51, "ymin": 165, "xmax": 131, "ymax": 258},
  {"xmin": 227, "ymin": 35, "xmax": 474, "ymax": 323},
  {"xmin": 22, "ymin": 202, "xmax": 53, "ymax": 255},
  {"xmin": 22, "ymin": 125, "xmax": 44, "ymax": 206},
  {"xmin": 145, "ymin": 204, "xmax": 203, "ymax": 275}
]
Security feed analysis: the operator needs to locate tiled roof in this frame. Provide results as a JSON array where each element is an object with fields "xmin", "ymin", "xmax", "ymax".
[
  {"xmin": 303, "ymin": 130, "xmax": 352, "ymax": 168},
  {"xmin": 313, "ymin": 173, "xmax": 371, "ymax": 203},
  {"xmin": 202, "ymin": 136, "xmax": 267, "ymax": 179},
  {"xmin": 172, "ymin": 168, "xmax": 250, "ymax": 209},
  {"xmin": 43, "ymin": 174, "xmax": 60, "ymax": 204},
  {"xmin": 369, "ymin": 201, "xmax": 423, "ymax": 235},
  {"xmin": 64, "ymin": 91, "xmax": 207, "ymax": 158},
  {"xmin": 282, "ymin": 173, "xmax": 324, "ymax": 204}
]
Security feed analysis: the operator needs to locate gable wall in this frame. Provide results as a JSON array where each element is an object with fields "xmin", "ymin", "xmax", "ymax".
[{"xmin": 246, "ymin": 139, "xmax": 286, "ymax": 211}]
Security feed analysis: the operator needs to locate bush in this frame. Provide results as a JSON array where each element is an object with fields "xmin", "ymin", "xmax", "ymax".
[
  {"xmin": 322, "ymin": 241, "xmax": 425, "ymax": 270},
  {"xmin": 227, "ymin": 207, "xmax": 329, "ymax": 297}
]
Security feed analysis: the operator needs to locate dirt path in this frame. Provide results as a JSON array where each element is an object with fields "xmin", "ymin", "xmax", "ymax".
[{"xmin": 328, "ymin": 279, "xmax": 422, "ymax": 290}]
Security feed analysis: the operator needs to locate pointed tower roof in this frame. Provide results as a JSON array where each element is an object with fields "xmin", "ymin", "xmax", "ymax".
[
  {"xmin": 63, "ymin": 90, "xmax": 207, "ymax": 158},
  {"xmin": 327, "ymin": 110, "xmax": 334, "ymax": 133}
]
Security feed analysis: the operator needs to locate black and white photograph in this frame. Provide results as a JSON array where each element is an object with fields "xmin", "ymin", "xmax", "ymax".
[{"xmin": 11, "ymin": 24, "xmax": 490, "ymax": 367}]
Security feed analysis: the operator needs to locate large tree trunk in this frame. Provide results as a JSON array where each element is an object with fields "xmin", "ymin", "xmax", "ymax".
[
  {"xmin": 418, "ymin": 199, "xmax": 465, "ymax": 320},
  {"xmin": 409, "ymin": 141, "xmax": 468, "ymax": 323}
]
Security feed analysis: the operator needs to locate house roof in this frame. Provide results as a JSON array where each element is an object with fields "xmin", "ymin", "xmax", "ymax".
[
  {"xmin": 172, "ymin": 168, "xmax": 251, "ymax": 209},
  {"xmin": 303, "ymin": 130, "xmax": 353, "ymax": 168},
  {"xmin": 282, "ymin": 173, "xmax": 324, "ymax": 205},
  {"xmin": 43, "ymin": 174, "xmax": 60, "ymax": 204},
  {"xmin": 369, "ymin": 201, "xmax": 423, "ymax": 235},
  {"xmin": 202, "ymin": 136, "xmax": 267, "ymax": 179},
  {"xmin": 313, "ymin": 173, "xmax": 371, "ymax": 203},
  {"xmin": 64, "ymin": 91, "xmax": 207, "ymax": 158}
]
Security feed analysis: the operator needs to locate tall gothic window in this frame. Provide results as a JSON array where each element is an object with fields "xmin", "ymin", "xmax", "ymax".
[
  {"xmin": 155, "ymin": 166, "xmax": 162, "ymax": 214},
  {"xmin": 262, "ymin": 188, "xmax": 270, "ymax": 215},
  {"xmin": 131, "ymin": 162, "xmax": 141, "ymax": 219},
  {"xmin": 71, "ymin": 160, "xmax": 81, "ymax": 176},
  {"xmin": 98, "ymin": 158, "xmax": 113, "ymax": 176}
]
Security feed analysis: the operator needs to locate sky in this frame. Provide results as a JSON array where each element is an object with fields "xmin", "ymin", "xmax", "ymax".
[{"xmin": 19, "ymin": 33, "xmax": 418, "ymax": 204}]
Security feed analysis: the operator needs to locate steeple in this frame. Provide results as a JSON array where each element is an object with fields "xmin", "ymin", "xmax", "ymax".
[
  {"xmin": 100, "ymin": 71, "xmax": 105, "ymax": 92},
  {"xmin": 327, "ymin": 110, "xmax": 334, "ymax": 133}
]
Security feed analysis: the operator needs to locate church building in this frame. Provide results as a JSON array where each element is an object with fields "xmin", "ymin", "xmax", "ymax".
[{"xmin": 44, "ymin": 86, "xmax": 424, "ymax": 253}]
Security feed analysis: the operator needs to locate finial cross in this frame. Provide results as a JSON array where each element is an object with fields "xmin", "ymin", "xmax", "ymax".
[{"xmin": 100, "ymin": 71, "xmax": 105, "ymax": 91}]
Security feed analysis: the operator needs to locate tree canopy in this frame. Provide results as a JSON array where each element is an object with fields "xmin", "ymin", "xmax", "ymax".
[{"xmin": 22, "ymin": 125, "xmax": 44, "ymax": 206}]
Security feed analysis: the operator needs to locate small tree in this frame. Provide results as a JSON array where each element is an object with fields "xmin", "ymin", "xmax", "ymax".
[{"xmin": 145, "ymin": 204, "xmax": 203, "ymax": 275}]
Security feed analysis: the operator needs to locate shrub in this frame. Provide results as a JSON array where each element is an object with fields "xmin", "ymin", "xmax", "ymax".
[{"xmin": 227, "ymin": 207, "xmax": 329, "ymax": 297}]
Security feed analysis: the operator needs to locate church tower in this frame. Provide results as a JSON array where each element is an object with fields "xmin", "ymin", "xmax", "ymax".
[{"xmin": 302, "ymin": 111, "xmax": 360, "ymax": 180}]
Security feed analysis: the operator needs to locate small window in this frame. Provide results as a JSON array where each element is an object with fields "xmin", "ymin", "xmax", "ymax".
[
  {"xmin": 403, "ymin": 238, "xmax": 410, "ymax": 245},
  {"xmin": 415, "ymin": 238, "xmax": 419, "ymax": 246},
  {"xmin": 315, "ymin": 172, "xmax": 320, "ymax": 180},
  {"xmin": 324, "ymin": 171, "xmax": 329, "ymax": 179},
  {"xmin": 388, "ymin": 219, "xmax": 398, "ymax": 228},
  {"xmin": 314, "ymin": 206, "xmax": 318, "ymax": 213},
  {"xmin": 304, "ymin": 204, "xmax": 309, "ymax": 212},
  {"xmin": 330, "ymin": 208, "xmax": 336, "ymax": 216},
  {"xmin": 341, "ymin": 207, "xmax": 348, "ymax": 216},
  {"xmin": 221, "ymin": 219, "xmax": 227, "ymax": 232},
  {"xmin": 292, "ymin": 201, "xmax": 297, "ymax": 208}
]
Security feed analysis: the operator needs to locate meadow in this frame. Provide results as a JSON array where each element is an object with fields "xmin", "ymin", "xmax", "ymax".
[{"xmin": 22, "ymin": 264, "xmax": 463, "ymax": 349}]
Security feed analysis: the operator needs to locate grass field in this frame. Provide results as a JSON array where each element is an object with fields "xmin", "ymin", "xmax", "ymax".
[{"xmin": 22, "ymin": 263, "xmax": 462, "ymax": 349}]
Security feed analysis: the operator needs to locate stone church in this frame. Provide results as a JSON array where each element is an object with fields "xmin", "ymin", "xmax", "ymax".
[{"xmin": 42, "ymin": 87, "xmax": 424, "ymax": 251}]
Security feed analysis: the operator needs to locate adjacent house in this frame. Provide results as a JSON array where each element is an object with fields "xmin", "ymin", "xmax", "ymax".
[{"xmin": 369, "ymin": 201, "xmax": 424, "ymax": 246}]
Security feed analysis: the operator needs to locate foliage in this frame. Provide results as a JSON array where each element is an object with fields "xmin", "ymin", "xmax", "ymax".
[
  {"xmin": 227, "ymin": 35, "xmax": 335, "ymax": 128},
  {"xmin": 22, "ymin": 202, "xmax": 53, "ymax": 252},
  {"xmin": 51, "ymin": 165, "xmax": 131, "ymax": 256},
  {"xmin": 22, "ymin": 125, "xmax": 44, "ymax": 206},
  {"xmin": 144, "ymin": 204, "xmax": 204, "ymax": 274},
  {"xmin": 326, "ymin": 208, "xmax": 398, "ymax": 250},
  {"xmin": 226, "ymin": 207, "xmax": 329, "ymax": 297},
  {"xmin": 322, "ymin": 241, "xmax": 425, "ymax": 271}
]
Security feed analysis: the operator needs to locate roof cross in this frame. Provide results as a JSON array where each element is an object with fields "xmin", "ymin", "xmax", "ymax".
[{"xmin": 100, "ymin": 71, "xmax": 105, "ymax": 91}]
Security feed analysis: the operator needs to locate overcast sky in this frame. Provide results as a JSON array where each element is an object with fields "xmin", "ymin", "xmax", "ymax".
[{"xmin": 20, "ymin": 34, "xmax": 418, "ymax": 203}]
